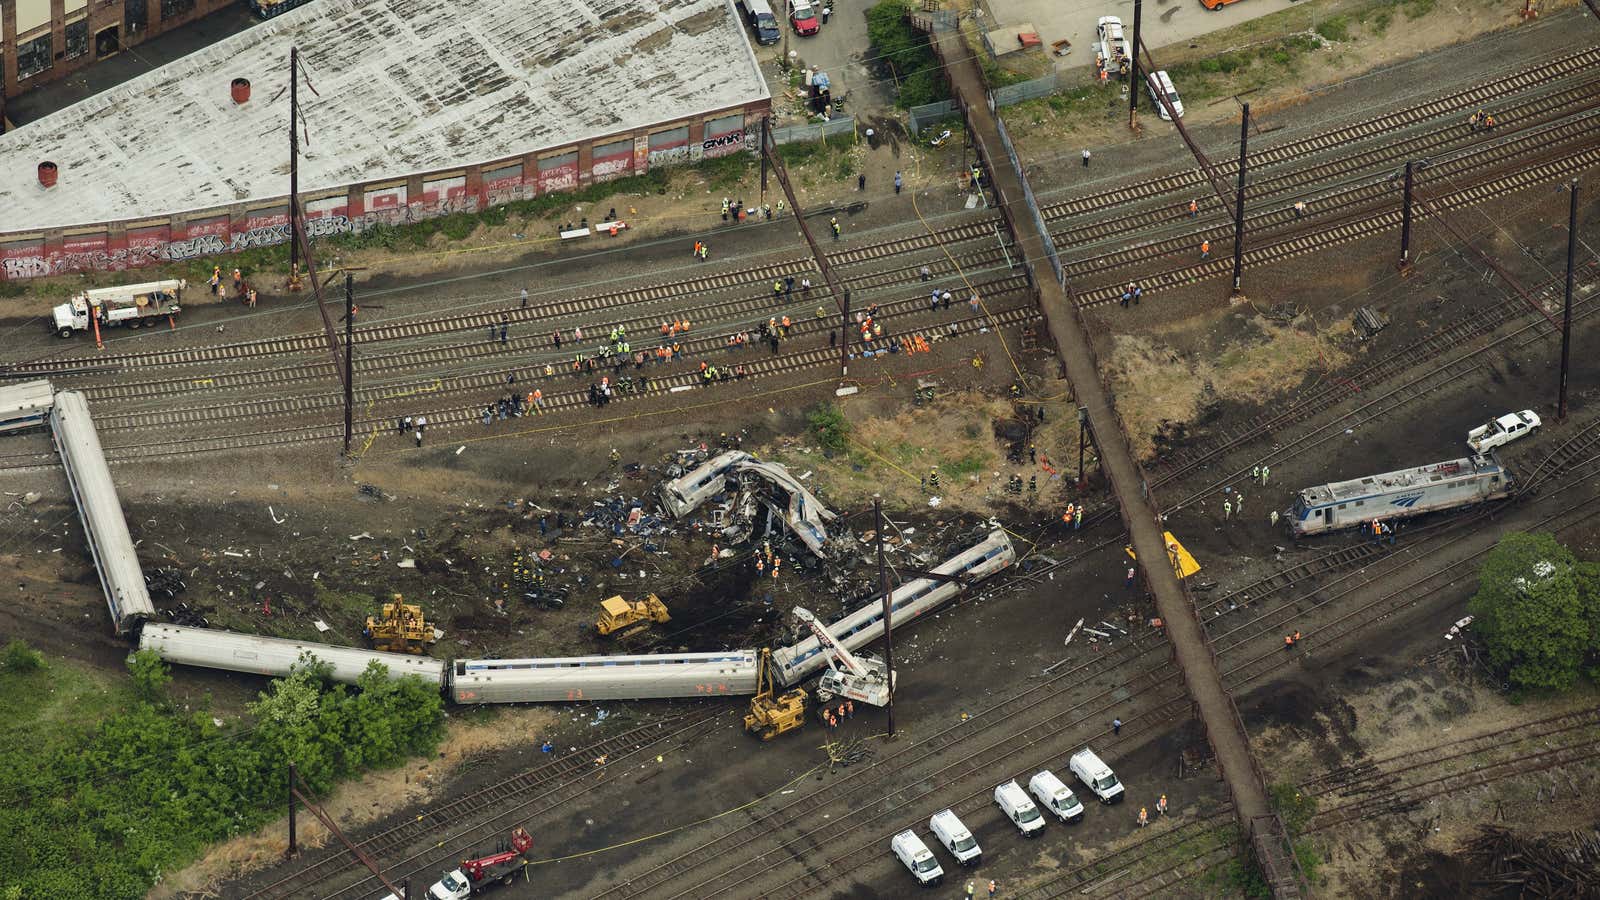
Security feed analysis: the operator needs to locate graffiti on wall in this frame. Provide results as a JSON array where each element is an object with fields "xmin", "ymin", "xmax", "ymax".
[{"xmin": 701, "ymin": 128, "xmax": 753, "ymax": 159}]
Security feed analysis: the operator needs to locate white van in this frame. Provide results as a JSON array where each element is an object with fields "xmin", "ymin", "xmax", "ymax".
[
  {"xmin": 1028, "ymin": 770, "xmax": 1086, "ymax": 823},
  {"xmin": 993, "ymin": 780, "xmax": 1046, "ymax": 837},
  {"xmin": 892, "ymin": 830, "xmax": 945, "ymax": 885},
  {"xmin": 1146, "ymin": 70, "xmax": 1184, "ymax": 120},
  {"xmin": 1070, "ymin": 748, "xmax": 1125, "ymax": 804},
  {"xmin": 929, "ymin": 809, "xmax": 982, "ymax": 866}
]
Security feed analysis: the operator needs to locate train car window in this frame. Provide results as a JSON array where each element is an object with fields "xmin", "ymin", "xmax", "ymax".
[{"xmin": 1337, "ymin": 503, "xmax": 1346, "ymax": 510}]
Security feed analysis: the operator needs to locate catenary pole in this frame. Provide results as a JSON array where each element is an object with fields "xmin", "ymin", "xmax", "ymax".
[
  {"xmin": 1399, "ymin": 160, "xmax": 1416, "ymax": 272},
  {"xmin": 286, "ymin": 764, "xmax": 298, "ymax": 857},
  {"xmin": 343, "ymin": 273, "xmax": 355, "ymax": 456},
  {"xmin": 1128, "ymin": 0, "xmax": 1142, "ymax": 129},
  {"xmin": 875, "ymin": 498, "xmax": 894, "ymax": 738},
  {"xmin": 289, "ymin": 46, "xmax": 299, "ymax": 279},
  {"xmin": 1231, "ymin": 103, "xmax": 1249, "ymax": 296},
  {"xmin": 1559, "ymin": 179, "xmax": 1579, "ymax": 420}
]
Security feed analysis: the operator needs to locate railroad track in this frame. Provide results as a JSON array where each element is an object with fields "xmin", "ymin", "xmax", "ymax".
[{"xmin": 241, "ymin": 709, "xmax": 725, "ymax": 900}]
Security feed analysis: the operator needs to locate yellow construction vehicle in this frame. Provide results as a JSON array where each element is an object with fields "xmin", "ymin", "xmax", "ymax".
[
  {"xmin": 744, "ymin": 648, "xmax": 807, "ymax": 741},
  {"xmin": 363, "ymin": 595, "xmax": 436, "ymax": 654},
  {"xmin": 594, "ymin": 593, "xmax": 670, "ymax": 638}
]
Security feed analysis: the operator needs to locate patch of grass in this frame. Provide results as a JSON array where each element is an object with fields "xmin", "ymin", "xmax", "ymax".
[
  {"xmin": 1369, "ymin": 9, "xmax": 1393, "ymax": 34},
  {"xmin": 0, "ymin": 652, "xmax": 122, "ymax": 758},
  {"xmin": 1315, "ymin": 15, "xmax": 1351, "ymax": 42},
  {"xmin": 943, "ymin": 451, "xmax": 987, "ymax": 478},
  {"xmin": 693, "ymin": 153, "xmax": 753, "ymax": 192},
  {"xmin": 1403, "ymin": 0, "xmax": 1436, "ymax": 17},
  {"xmin": 808, "ymin": 403, "xmax": 851, "ymax": 452}
]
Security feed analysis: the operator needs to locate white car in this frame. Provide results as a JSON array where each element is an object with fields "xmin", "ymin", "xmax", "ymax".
[
  {"xmin": 1467, "ymin": 410, "xmax": 1541, "ymax": 452},
  {"xmin": 1147, "ymin": 70, "xmax": 1184, "ymax": 120}
]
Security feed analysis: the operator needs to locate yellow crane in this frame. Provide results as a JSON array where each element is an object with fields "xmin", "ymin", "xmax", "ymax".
[
  {"xmin": 595, "ymin": 593, "xmax": 671, "ymax": 639},
  {"xmin": 744, "ymin": 648, "xmax": 807, "ymax": 741},
  {"xmin": 364, "ymin": 595, "xmax": 436, "ymax": 654}
]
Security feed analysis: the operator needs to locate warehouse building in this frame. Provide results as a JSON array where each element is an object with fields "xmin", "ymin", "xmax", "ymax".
[
  {"xmin": 0, "ymin": 0, "xmax": 236, "ymax": 122},
  {"xmin": 0, "ymin": 0, "xmax": 770, "ymax": 278}
]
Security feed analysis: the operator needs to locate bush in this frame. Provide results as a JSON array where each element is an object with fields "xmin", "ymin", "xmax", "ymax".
[
  {"xmin": 808, "ymin": 403, "xmax": 851, "ymax": 452},
  {"xmin": 126, "ymin": 649, "xmax": 170, "ymax": 702},
  {"xmin": 0, "ymin": 656, "xmax": 445, "ymax": 899},
  {"xmin": 1, "ymin": 640, "xmax": 44, "ymax": 674},
  {"xmin": 1467, "ymin": 532, "xmax": 1600, "ymax": 693}
]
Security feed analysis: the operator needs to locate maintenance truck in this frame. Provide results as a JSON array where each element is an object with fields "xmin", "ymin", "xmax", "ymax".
[
  {"xmin": 52, "ymin": 279, "xmax": 185, "ymax": 338},
  {"xmin": 426, "ymin": 826, "xmax": 533, "ymax": 898},
  {"xmin": 1467, "ymin": 410, "xmax": 1541, "ymax": 452}
]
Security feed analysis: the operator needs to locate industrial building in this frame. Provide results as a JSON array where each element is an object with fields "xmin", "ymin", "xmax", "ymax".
[
  {"xmin": 0, "ymin": 0, "xmax": 770, "ymax": 278},
  {"xmin": 0, "ymin": 0, "xmax": 235, "ymax": 125}
]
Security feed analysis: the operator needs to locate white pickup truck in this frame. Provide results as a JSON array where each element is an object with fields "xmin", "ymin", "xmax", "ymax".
[{"xmin": 1467, "ymin": 410, "xmax": 1540, "ymax": 452}]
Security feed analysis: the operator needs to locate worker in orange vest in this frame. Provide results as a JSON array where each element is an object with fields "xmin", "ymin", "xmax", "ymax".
[
  {"xmin": 1188, "ymin": 199, "xmax": 1199, "ymax": 218},
  {"xmin": 1200, "ymin": 239, "xmax": 1211, "ymax": 259}
]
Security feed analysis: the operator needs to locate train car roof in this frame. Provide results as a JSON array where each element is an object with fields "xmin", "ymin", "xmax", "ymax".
[
  {"xmin": 0, "ymin": 379, "xmax": 53, "ymax": 415},
  {"xmin": 1300, "ymin": 455, "xmax": 1502, "ymax": 503}
]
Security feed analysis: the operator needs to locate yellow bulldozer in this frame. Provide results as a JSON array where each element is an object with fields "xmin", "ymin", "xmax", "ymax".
[
  {"xmin": 744, "ymin": 648, "xmax": 807, "ymax": 741},
  {"xmin": 594, "ymin": 593, "xmax": 671, "ymax": 639},
  {"xmin": 364, "ymin": 595, "xmax": 436, "ymax": 654}
]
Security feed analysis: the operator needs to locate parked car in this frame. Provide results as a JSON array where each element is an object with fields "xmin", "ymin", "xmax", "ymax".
[
  {"xmin": 1467, "ymin": 410, "xmax": 1541, "ymax": 452},
  {"xmin": 737, "ymin": 0, "xmax": 781, "ymax": 45},
  {"xmin": 1146, "ymin": 70, "xmax": 1185, "ymax": 120},
  {"xmin": 789, "ymin": 0, "xmax": 820, "ymax": 35}
]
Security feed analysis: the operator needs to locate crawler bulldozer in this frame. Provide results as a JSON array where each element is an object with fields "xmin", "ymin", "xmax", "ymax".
[
  {"xmin": 744, "ymin": 648, "xmax": 807, "ymax": 741},
  {"xmin": 594, "ymin": 593, "xmax": 671, "ymax": 639},
  {"xmin": 364, "ymin": 595, "xmax": 436, "ymax": 654}
]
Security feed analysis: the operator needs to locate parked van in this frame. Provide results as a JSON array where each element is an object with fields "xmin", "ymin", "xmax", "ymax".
[
  {"xmin": 892, "ymin": 830, "xmax": 945, "ymax": 885},
  {"xmin": 1146, "ymin": 70, "xmax": 1185, "ymax": 120},
  {"xmin": 737, "ymin": 0, "xmax": 781, "ymax": 45},
  {"xmin": 1070, "ymin": 748, "xmax": 1125, "ymax": 804},
  {"xmin": 929, "ymin": 809, "xmax": 982, "ymax": 866},
  {"xmin": 1028, "ymin": 770, "xmax": 1086, "ymax": 823},
  {"xmin": 993, "ymin": 780, "xmax": 1046, "ymax": 836}
]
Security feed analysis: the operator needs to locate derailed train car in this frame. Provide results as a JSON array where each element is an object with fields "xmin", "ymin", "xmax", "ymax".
[
  {"xmin": 136, "ymin": 529, "xmax": 1015, "ymax": 704},
  {"xmin": 1288, "ymin": 454, "xmax": 1513, "ymax": 537},
  {"xmin": 52, "ymin": 391, "xmax": 154, "ymax": 635}
]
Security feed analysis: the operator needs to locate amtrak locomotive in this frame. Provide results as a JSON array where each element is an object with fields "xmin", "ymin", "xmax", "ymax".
[{"xmin": 1288, "ymin": 454, "xmax": 1513, "ymax": 537}]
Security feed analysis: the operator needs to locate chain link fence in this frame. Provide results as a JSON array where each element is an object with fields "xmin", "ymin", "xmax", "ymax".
[{"xmin": 770, "ymin": 116, "xmax": 856, "ymax": 145}]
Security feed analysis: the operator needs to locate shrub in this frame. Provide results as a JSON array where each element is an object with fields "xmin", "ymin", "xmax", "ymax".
[
  {"xmin": 126, "ymin": 649, "xmax": 170, "ymax": 703},
  {"xmin": 808, "ymin": 403, "xmax": 851, "ymax": 452},
  {"xmin": 1, "ymin": 640, "xmax": 44, "ymax": 674},
  {"xmin": 1467, "ymin": 532, "xmax": 1600, "ymax": 692},
  {"xmin": 866, "ymin": 0, "xmax": 949, "ymax": 107},
  {"xmin": 1315, "ymin": 16, "xmax": 1350, "ymax": 42}
]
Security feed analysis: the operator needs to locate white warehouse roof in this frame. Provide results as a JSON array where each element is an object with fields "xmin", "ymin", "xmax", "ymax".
[{"xmin": 0, "ymin": 0, "xmax": 769, "ymax": 231}]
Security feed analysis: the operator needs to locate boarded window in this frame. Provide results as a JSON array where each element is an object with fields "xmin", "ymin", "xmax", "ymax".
[
  {"xmin": 538, "ymin": 151, "xmax": 577, "ymax": 171},
  {"xmin": 16, "ymin": 34, "xmax": 51, "ymax": 81},
  {"xmin": 705, "ymin": 113, "xmax": 743, "ymax": 139},
  {"xmin": 160, "ymin": 0, "xmax": 195, "ymax": 21},
  {"xmin": 126, "ymin": 0, "xmax": 148, "ymax": 33},
  {"xmin": 649, "ymin": 125, "xmax": 689, "ymax": 149},
  {"xmin": 65, "ymin": 19, "xmax": 89, "ymax": 60},
  {"xmin": 14, "ymin": 0, "xmax": 51, "ymax": 32},
  {"xmin": 593, "ymin": 138, "xmax": 631, "ymax": 160}
]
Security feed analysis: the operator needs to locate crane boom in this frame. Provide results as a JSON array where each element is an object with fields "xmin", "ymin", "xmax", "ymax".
[{"xmin": 793, "ymin": 606, "xmax": 870, "ymax": 677}]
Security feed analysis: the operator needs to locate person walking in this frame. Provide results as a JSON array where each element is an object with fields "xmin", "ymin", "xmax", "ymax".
[
  {"xmin": 1082, "ymin": 148, "xmax": 1092, "ymax": 167},
  {"xmin": 1293, "ymin": 200, "xmax": 1307, "ymax": 218},
  {"xmin": 1125, "ymin": 567, "xmax": 1136, "ymax": 591},
  {"xmin": 531, "ymin": 388, "xmax": 543, "ymax": 412},
  {"xmin": 1201, "ymin": 239, "xmax": 1211, "ymax": 260},
  {"xmin": 520, "ymin": 287, "xmax": 529, "ymax": 308},
  {"xmin": 1251, "ymin": 464, "xmax": 1260, "ymax": 483},
  {"xmin": 1223, "ymin": 498, "xmax": 1232, "ymax": 520},
  {"xmin": 1137, "ymin": 807, "xmax": 1149, "ymax": 828},
  {"xmin": 1188, "ymin": 198, "xmax": 1198, "ymax": 218},
  {"xmin": 1120, "ymin": 288, "xmax": 1132, "ymax": 308},
  {"xmin": 1075, "ymin": 505, "xmax": 1084, "ymax": 530},
  {"xmin": 894, "ymin": 171, "xmax": 903, "ymax": 194},
  {"xmin": 821, "ymin": 2, "xmax": 831, "ymax": 23},
  {"xmin": 920, "ymin": 265, "xmax": 931, "ymax": 282},
  {"xmin": 830, "ymin": 217, "xmax": 841, "ymax": 240},
  {"xmin": 987, "ymin": 880, "xmax": 997, "ymax": 897},
  {"xmin": 499, "ymin": 322, "xmax": 508, "ymax": 344},
  {"xmin": 414, "ymin": 416, "xmax": 425, "ymax": 447},
  {"xmin": 1157, "ymin": 794, "xmax": 1168, "ymax": 816},
  {"xmin": 1260, "ymin": 465, "xmax": 1270, "ymax": 486},
  {"xmin": 1235, "ymin": 494, "xmax": 1243, "ymax": 515},
  {"xmin": 857, "ymin": 173, "xmax": 866, "ymax": 191},
  {"xmin": 1284, "ymin": 633, "xmax": 1296, "ymax": 651},
  {"xmin": 1113, "ymin": 717, "xmax": 1122, "ymax": 735},
  {"xmin": 721, "ymin": 197, "xmax": 730, "ymax": 221}
]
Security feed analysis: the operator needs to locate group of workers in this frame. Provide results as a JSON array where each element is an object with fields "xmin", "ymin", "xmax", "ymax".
[
  {"xmin": 1467, "ymin": 109, "xmax": 1499, "ymax": 131},
  {"xmin": 822, "ymin": 699, "xmax": 855, "ymax": 729}
]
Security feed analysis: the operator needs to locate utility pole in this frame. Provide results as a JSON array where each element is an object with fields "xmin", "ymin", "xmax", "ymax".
[
  {"xmin": 289, "ymin": 46, "xmax": 299, "ymax": 284},
  {"xmin": 1128, "ymin": 0, "xmax": 1142, "ymax": 130},
  {"xmin": 841, "ymin": 288, "xmax": 852, "ymax": 377},
  {"xmin": 759, "ymin": 117, "xmax": 769, "ymax": 205},
  {"xmin": 875, "ymin": 498, "xmax": 894, "ymax": 739},
  {"xmin": 758, "ymin": 125, "xmax": 850, "ymax": 378},
  {"xmin": 1398, "ymin": 160, "xmax": 1416, "ymax": 274},
  {"xmin": 343, "ymin": 273, "xmax": 355, "ymax": 457},
  {"xmin": 1230, "ymin": 103, "xmax": 1250, "ymax": 297},
  {"xmin": 286, "ymin": 764, "xmax": 299, "ymax": 857},
  {"xmin": 1077, "ymin": 406, "xmax": 1089, "ymax": 489},
  {"xmin": 1559, "ymin": 179, "xmax": 1579, "ymax": 421}
]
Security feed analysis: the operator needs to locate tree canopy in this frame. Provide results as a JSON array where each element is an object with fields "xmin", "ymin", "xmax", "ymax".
[{"xmin": 1467, "ymin": 532, "xmax": 1600, "ymax": 692}]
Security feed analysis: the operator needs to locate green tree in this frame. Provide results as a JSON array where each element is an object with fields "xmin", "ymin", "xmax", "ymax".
[
  {"xmin": 126, "ymin": 649, "xmax": 170, "ymax": 702},
  {"xmin": 808, "ymin": 403, "xmax": 851, "ymax": 452},
  {"xmin": 1468, "ymin": 532, "xmax": 1597, "ymax": 692},
  {"xmin": 865, "ymin": 1, "xmax": 948, "ymax": 108}
]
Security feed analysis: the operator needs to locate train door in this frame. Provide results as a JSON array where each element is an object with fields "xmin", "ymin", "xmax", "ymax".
[{"xmin": 1321, "ymin": 508, "xmax": 1333, "ymax": 528}]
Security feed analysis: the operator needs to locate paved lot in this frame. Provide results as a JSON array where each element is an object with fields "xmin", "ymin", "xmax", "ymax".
[{"xmin": 987, "ymin": 0, "xmax": 1304, "ymax": 71}]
